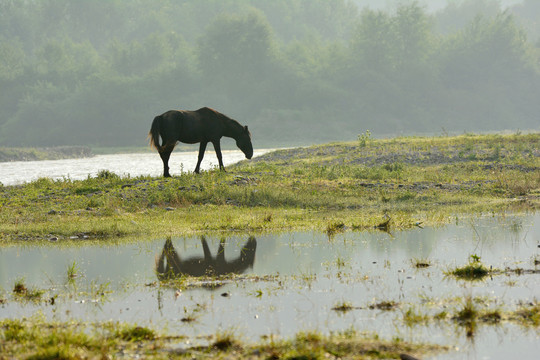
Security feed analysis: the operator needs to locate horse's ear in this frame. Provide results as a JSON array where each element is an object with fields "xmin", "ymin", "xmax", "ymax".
[{"xmin": 244, "ymin": 125, "xmax": 249, "ymax": 132}]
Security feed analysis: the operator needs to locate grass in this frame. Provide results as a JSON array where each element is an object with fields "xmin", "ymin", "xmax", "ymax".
[
  {"xmin": 448, "ymin": 255, "xmax": 492, "ymax": 281},
  {"xmin": 1, "ymin": 133, "xmax": 538, "ymax": 358},
  {"xmin": 0, "ymin": 317, "xmax": 447, "ymax": 359},
  {"xmin": 1, "ymin": 133, "xmax": 538, "ymax": 242},
  {"xmin": 12, "ymin": 278, "xmax": 45, "ymax": 301},
  {"xmin": 66, "ymin": 260, "xmax": 80, "ymax": 284},
  {"xmin": 412, "ymin": 258, "xmax": 432, "ymax": 268}
]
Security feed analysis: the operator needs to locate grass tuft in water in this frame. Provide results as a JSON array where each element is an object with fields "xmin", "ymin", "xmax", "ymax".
[
  {"xmin": 412, "ymin": 258, "xmax": 432, "ymax": 268},
  {"xmin": 514, "ymin": 302, "xmax": 540, "ymax": 326},
  {"xmin": 212, "ymin": 330, "xmax": 241, "ymax": 350},
  {"xmin": 332, "ymin": 301, "xmax": 356, "ymax": 313},
  {"xmin": 12, "ymin": 278, "xmax": 44, "ymax": 301},
  {"xmin": 116, "ymin": 325, "xmax": 155, "ymax": 342},
  {"xmin": 448, "ymin": 255, "xmax": 491, "ymax": 280},
  {"xmin": 66, "ymin": 260, "xmax": 80, "ymax": 285},
  {"xmin": 326, "ymin": 221, "xmax": 346, "ymax": 237},
  {"xmin": 369, "ymin": 301, "xmax": 399, "ymax": 311}
]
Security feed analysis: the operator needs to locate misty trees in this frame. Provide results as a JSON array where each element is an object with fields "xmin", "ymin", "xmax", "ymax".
[
  {"xmin": 197, "ymin": 10, "xmax": 277, "ymax": 104},
  {"xmin": 0, "ymin": 1, "xmax": 539, "ymax": 147},
  {"xmin": 438, "ymin": 12, "xmax": 539, "ymax": 128},
  {"xmin": 345, "ymin": 4, "xmax": 436, "ymax": 131}
]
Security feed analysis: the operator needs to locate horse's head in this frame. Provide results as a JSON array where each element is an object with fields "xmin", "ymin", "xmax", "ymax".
[{"xmin": 236, "ymin": 125, "xmax": 253, "ymax": 159}]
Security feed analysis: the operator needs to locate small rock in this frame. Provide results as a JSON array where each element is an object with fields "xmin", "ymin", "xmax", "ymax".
[
  {"xmin": 48, "ymin": 210, "xmax": 57, "ymax": 215},
  {"xmin": 165, "ymin": 207, "xmax": 175, "ymax": 211},
  {"xmin": 221, "ymin": 292, "xmax": 231, "ymax": 298}
]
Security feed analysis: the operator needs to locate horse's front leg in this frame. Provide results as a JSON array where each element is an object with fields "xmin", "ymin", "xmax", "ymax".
[
  {"xmin": 212, "ymin": 140, "xmax": 225, "ymax": 171},
  {"xmin": 194, "ymin": 141, "xmax": 208, "ymax": 174}
]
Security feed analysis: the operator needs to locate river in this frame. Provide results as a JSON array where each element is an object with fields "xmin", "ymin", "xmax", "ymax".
[{"xmin": 0, "ymin": 148, "xmax": 272, "ymax": 186}]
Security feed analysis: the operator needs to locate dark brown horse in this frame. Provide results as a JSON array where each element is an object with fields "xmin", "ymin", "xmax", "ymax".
[{"xmin": 149, "ymin": 107, "xmax": 253, "ymax": 176}]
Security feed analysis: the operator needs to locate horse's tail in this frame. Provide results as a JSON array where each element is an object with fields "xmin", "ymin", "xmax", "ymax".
[{"xmin": 148, "ymin": 115, "xmax": 162, "ymax": 151}]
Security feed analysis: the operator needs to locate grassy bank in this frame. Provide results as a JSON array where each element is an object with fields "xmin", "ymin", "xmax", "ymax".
[
  {"xmin": 0, "ymin": 317, "xmax": 445, "ymax": 359},
  {"xmin": 0, "ymin": 133, "xmax": 538, "ymax": 242}
]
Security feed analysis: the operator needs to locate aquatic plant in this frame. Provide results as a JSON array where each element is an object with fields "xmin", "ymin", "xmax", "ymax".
[
  {"xmin": 412, "ymin": 258, "xmax": 431, "ymax": 268},
  {"xmin": 448, "ymin": 255, "xmax": 491, "ymax": 281},
  {"xmin": 116, "ymin": 325, "xmax": 155, "ymax": 341},
  {"xmin": 66, "ymin": 260, "xmax": 80, "ymax": 284},
  {"xmin": 332, "ymin": 301, "xmax": 356, "ymax": 313},
  {"xmin": 12, "ymin": 278, "xmax": 44, "ymax": 301}
]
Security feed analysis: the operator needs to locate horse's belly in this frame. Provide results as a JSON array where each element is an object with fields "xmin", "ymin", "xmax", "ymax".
[{"xmin": 177, "ymin": 135, "xmax": 202, "ymax": 144}]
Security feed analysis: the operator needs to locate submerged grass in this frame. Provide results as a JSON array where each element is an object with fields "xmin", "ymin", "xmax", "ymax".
[{"xmin": 0, "ymin": 133, "xmax": 538, "ymax": 242}]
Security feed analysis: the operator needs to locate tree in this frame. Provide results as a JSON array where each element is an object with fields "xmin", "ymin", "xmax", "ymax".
[{"xmin": 197, "ymin": 10, "xmax": 276, "ymax": 91}]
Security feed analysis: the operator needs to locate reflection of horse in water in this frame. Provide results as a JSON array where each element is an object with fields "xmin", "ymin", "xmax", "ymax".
[{"xmin": 155, "ymin": 236, "xmax": 257, "ymax": 280}]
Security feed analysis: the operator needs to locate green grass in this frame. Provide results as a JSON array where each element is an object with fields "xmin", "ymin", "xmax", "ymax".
[
  {"xmin": 448, "ymin": 255, "xmax": 492, "ymax": 281},
  {"xmin": 0, "ymin": 133, "xmax": 538, "ymax": 242},
  {"xmin": 0, "ymin": 317, "xmax": 447, "ymax": 359}
]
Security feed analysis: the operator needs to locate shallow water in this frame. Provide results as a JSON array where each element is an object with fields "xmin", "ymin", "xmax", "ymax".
[
  {"xmin": 1, "ymin": 213, "xmax": 539, "ymax": 358},
  {"xmin": 0, "ymin": 148, "xmax": 271, "ymax": 186}
]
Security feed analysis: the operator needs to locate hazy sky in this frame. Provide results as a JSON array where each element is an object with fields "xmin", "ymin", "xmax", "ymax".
[{"xmin": 353, "ymin": 0, "xmax": 524, "ymax": 12}]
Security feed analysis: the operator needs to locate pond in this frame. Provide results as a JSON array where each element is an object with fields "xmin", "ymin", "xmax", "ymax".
[
  {"xmin": 0, "ymin": 148, "xmax": 272, "ymax": 186},
  {"xmin": 1, "ymin": 213, "xmax": 539, "ymax": 359}
]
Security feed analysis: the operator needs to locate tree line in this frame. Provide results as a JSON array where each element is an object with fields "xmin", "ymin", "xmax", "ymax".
[{"xmin": 0, "ymin": 0, "xmax": 539, "ymax": 148}]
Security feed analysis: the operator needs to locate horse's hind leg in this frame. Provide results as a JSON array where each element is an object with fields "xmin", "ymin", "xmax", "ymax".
[{"xmin": 159, "ymin": 149, "xmax": 172, "ymax": 177}]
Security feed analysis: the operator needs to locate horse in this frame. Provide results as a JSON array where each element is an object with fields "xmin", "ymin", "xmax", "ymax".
[{"xmin": 149, "ymin": 107, "xmax": 253, "ymax": 176}]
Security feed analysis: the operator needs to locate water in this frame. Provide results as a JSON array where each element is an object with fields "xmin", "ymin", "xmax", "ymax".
[
  {"xmin": 1, "ymin": 213, "xmax": 539, "ymax": 359},
  {"xmin": 0, "ymin": 148, "xmax": 271, "ymax": 186}
]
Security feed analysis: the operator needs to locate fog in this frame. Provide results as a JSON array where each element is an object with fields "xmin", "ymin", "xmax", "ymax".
[{"xmin": 0, "ymin": 0, "xmax": 538, "ymax": 149}]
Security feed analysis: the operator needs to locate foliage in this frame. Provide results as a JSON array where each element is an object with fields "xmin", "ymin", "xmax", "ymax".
[{"xmin": 0, "ymin": 1, "xmax": 539, "ymax": 148}]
